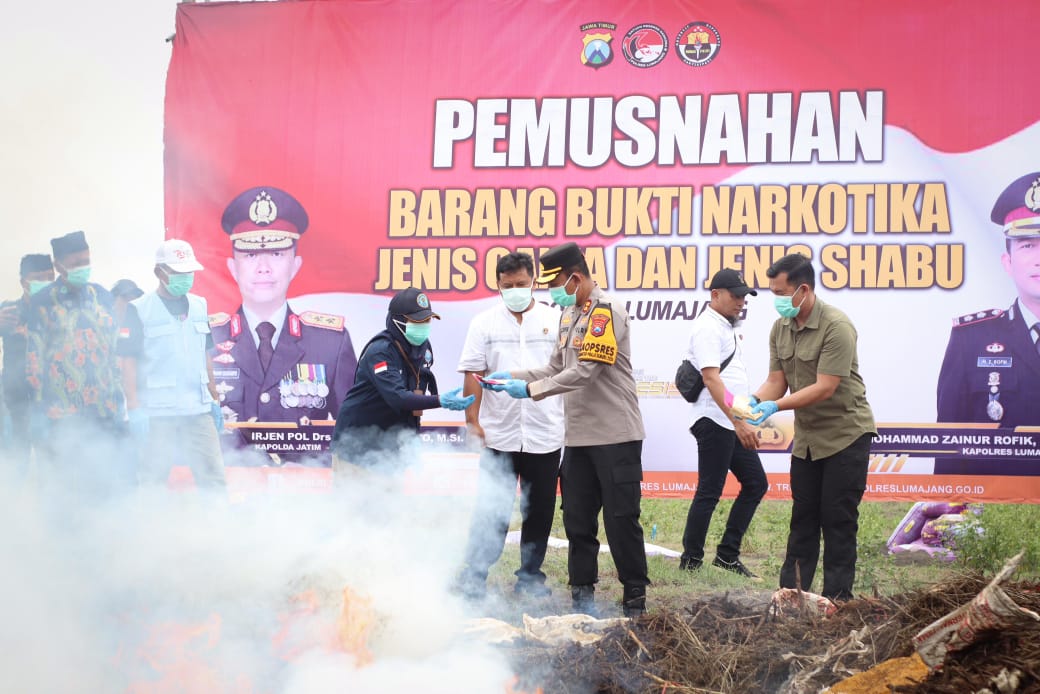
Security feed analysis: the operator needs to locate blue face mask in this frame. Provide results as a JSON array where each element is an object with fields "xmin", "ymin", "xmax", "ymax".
[
  {"xmin": 774, "ymin": 286, "xmax": 805, "ymax": 319},
  {"xmin": 165, "ymin": 272, "xmax": 195, "ymax": 297},
  {"xmin": 549, "ymin": 274, "xmax": 578, "ymax": 307},
  {"xmin": 27, "ymin": 280, "xmax": 50, "ymax": 296},
  {"xmin": 397, "ymin": 319, "xmax": 432, "ymax": 346},
  {"xmin": 65, "ymin": 265, "xmax": 92, "ymax": 286},
  {"xmin": 500, "ymin": 286, "xmax": 533, "ymax": 312}
]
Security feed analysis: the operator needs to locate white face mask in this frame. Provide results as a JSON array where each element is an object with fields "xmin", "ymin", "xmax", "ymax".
[{"xmin": 500, "ymin": 286, "xmax": 533, "ymax": 312}]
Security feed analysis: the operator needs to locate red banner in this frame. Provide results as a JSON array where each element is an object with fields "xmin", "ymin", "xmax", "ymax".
[{"xmin": 165, "ymin": 0, "xmax": 1040, "ymax": 501}]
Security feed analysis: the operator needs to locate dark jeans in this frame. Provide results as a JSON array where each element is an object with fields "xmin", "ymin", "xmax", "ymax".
[
  {"xmin": 780, "ymin": 433, "xmax": 872, "ymax": 601},
  {"xmin": 560, "ymin": 440, "xmax": 649, "ymax": 590},
  {"xmin": 461, "ymin": 448, "xmax": 560, "ymax": 585},
  {"xmin": 681, "ymin": 417, "xmax": 768, "ymax": 563}
]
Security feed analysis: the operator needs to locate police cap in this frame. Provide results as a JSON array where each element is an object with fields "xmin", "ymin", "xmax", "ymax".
[
  {"xmin": 20, "ymin": 254, "xmax": 53, "ymax": 277},
  {"xmin": 388, "ymin": 287, "xmax": 441, "ymax": 321},
  {"xmin": 990, "ymin": 172, "xmax": 1040, "ymax": 238},
  {"xmin": 50, "ymin": 230, "xmax": 89, "ymax": 259},
  {"xmin": 221, "ymin": 187, "xmax": 309, "ymax": 251},
  {"xmin": 535, "ymin": 242, "xmax": 585, "ymax": 283}
]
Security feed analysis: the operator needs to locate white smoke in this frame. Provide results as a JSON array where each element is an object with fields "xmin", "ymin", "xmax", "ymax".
[{"xmin": 0, "ymin": 438, "xmax": 523, "ymax": 693}]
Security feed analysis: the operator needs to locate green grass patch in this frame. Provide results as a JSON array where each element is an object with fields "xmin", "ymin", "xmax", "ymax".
[{"xmin": 487, "ymin": 498, "xmax": 1039, "ymax": 614}]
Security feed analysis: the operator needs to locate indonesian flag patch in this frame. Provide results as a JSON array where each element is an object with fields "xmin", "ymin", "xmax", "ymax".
[
  {"xmin": 373, "ymin": 361, "xmax": 388, "ymax": 374},
  {"xmin": 118, "ymin": 327, "xmax": 130, "ymax": 339}
]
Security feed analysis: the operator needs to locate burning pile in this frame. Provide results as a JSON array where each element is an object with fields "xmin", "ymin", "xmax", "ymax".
[{"xmin": 506, "ymin": 572, "xmax": 1040, "ymax": 693}]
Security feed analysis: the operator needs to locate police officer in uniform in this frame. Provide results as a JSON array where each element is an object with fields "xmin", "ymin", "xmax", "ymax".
[
  {"xmin": 936, "ymin": 172, "xmax": 1040, "ymax": 475},
  {"xmin": 0, "ymin": 253, "xmax": 54, "ymax": 474},
  {"xmin": 486, "ymin": 242, "xmax": 650, "ymax": 617},
  {"xmin": 209, "ymin": 186, "xmax": 358, "ymax": 426}
]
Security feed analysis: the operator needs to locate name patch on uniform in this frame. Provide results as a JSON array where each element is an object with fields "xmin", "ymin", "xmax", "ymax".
[
  {"xmin": 578, "ymin": 306, "xmax": 617, "ymax": 364},
  {"xmin": 374, "ymin": 361, "xmax": 388, "ymax": 374},
  {"xmin": 214, "ymin": 368, "xmax": 240, "ymax": 380},
  {"xmin": 977, "ymin": 356, "xmax": 1012, "ymax": 368}
]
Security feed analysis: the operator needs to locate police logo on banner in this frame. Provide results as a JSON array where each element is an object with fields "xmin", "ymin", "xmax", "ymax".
[
  {"xmin": 674, "ymin": 22, "xmax": 721, "ymax": 67},
  {"xmin": 622, "ymin": 24, "xmax": 667, "ymax": 68},
  {"xmin": 580, "ymin": 22, "xmax": 616, "ymax": 69},
  {"xmin": 248, "ymin": 190, "xmax": 279, "ymax": 225}
]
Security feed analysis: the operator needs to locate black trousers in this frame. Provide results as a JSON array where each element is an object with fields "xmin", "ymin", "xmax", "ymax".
[
  {"xmin": 560, "ymin": 440, "xmax": 649, "ymax": 589},
  {"xmin": 461, "ymin": 448, "xmax": 561, "ymax": 584},
  {"xmin": 780, "ymin": 433, "xmax": 872, "ymax": 601},
  {"xmin": 681, "ymin": 417, "xmax": 768, "ymax": 562}
]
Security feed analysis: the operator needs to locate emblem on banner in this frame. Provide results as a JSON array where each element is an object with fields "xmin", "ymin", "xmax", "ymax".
[
  {"xmin": 1027, "ymin": 177, "xmax": 1040, "ymax": 212},
  {"xmin": 249, "ymin": 190, "xmax": 278, "ymax": 225},
  {"xmin": 579, "ymin": 22, "xmax": 616, "ymax": 69},
  {"xmin": 215, "ymin": 381, "xmax": 235, "ymax": 403},
  {"xmin": 674, "ymin": 21, "xmax": 721, "ymax": 67},
  {"xmin": 621, "ymin": 23, "xmax": 667, "ymax": 68}
]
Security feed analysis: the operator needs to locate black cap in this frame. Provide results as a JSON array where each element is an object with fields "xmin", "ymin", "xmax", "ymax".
[
  {"xmin": 110, "ymin": 279, "xmax": 144, "ymax": 300},
  {"xmin": 709, "ymin": 268, "xmax": 757, "ymax": 297},
  {"xmin": 535, "ymin": 242, "xmax": 585, "ymax": 283},
  {"xmin": 388, "ymin": 287, "xmax": 440, "ymax": 321},
  {"xmin": 50, "ymin": 231, "xmax": 89, "ymax": 259},
  {"xmin": 990, "ymin": 172, "xmax": 1040, "ymax": 238},
  {"xmin": 20, "ymin": 254, "xmax": 53, "ymax": 277},
  {"xmin": 222, "ymin": 186, "xmax": 309, "ymax": 251}
]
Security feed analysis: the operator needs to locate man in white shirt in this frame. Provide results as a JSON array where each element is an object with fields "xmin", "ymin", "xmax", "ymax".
[
  {"xmin": 679, "ymin": 269, "xmax": 768, "ymax": 579},
  {"xmin": 454, "ymin": 252, "xmax": 565, "ymax": 599}
]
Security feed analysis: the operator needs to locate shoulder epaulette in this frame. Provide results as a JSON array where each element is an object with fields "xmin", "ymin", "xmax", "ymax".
[
  {"xmin": 953, "ymin": 308, "xmax": 1004, "ymax": 328},
  {"xmin": 208, "ymin": 312, "xmax": 231, "ymax": 327},
  {"xmin": 298, "ymin": 310, "xmax": 345, "ymax": 331}
]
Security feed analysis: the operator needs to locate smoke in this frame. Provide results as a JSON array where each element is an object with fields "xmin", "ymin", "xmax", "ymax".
[{"xmin": 0, "ymin": 433, "xmax": 522, "ymax": 693}]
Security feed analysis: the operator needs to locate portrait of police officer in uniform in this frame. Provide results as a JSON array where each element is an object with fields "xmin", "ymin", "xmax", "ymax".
[
  {"xmin": 936, "ymin": 172, "xmax": 1040, "ymax": 475},
  {"xmin": 209, "ymin": 186, "xmax": 358, "ymax": 426}
]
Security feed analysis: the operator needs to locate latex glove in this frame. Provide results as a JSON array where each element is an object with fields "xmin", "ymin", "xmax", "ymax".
[
  {"xmin": 128, "ymin": 408, "xmax": 150, "ymax": 440},
  {"xmin": 210, "ymin": 401, "xmax": 225, "ymax": 432},
  {"xmin": 486, "ymin": 370, "xmax": 511, "ymax": 380},
  {"xmin": 439, "ymin": 387, "xmax": 476, "ymax": 411},
  {"xmin": 748, "ymin": 395, "xmax": 759, "ymax": 407},
  {"xmin": 747, "ymin": 400, "xmax": 779, "ymax": 426},
  {"xmin": 493, "ymin": 379, "xmax": 530, "ymax": 399}
]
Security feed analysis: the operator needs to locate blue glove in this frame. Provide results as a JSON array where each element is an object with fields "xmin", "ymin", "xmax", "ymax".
[
  {"xmin": 210, "ymin": 401, "xmax": 225, "ymax": 432},
  {"xmin": 439, "ymin": 387, "xmax": 476, "ymax": 411},
  {"xmin": 486, "ymin": 370, "xmax": 511, "ymax": 381},
  {"xmin": 128, "ymin": 408, "xmax": 150, "ymax": 440},
  {"xmin": 747, "ymin": 400, "xmax": 778, "ymax": 426},
  {"xmin": 748, "ymin": 395, "xmax": 759, "ymax": 407},
  {"xmin": 492, "ymin": 379, "xmax": 530, "ymax": 399}
]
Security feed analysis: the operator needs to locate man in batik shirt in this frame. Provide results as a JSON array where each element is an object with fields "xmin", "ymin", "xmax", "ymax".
[{"xmin": 26, "ymin": 231, "xmax": 130, "ymax": 498}]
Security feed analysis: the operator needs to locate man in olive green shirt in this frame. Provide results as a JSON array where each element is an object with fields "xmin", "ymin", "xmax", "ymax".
[{"xmin": 748, "ymin": 253, "xmax": 876, "ymax": 601}]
